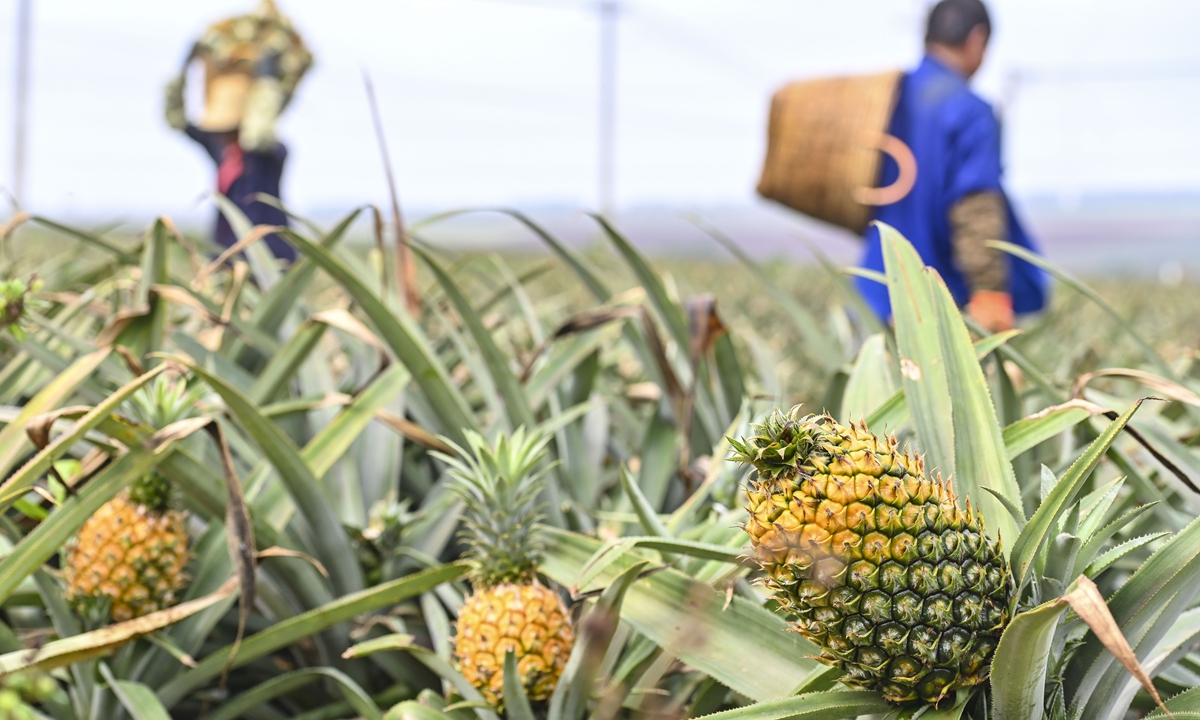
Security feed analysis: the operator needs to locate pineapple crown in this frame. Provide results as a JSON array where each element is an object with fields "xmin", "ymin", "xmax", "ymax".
[
  {"xmin": 125, "ymin": 374, "xmax": 203, "ymax": 512},
  {"xmin": 728, "ymin": 405, "xmax": 830, "ymax": 481},
  {"xmin": 129, "ymin": 374, "xmax": 205, "ymax": 430},
  {"xmin": 436, "ymin": 428, "xmax": 554, "ymax": 588}
]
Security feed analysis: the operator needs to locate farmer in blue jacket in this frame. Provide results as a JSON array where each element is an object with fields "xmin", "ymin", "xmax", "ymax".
[{"xmin": 857, "ymin": 0, "xmax": 1047, "ymax": 332}]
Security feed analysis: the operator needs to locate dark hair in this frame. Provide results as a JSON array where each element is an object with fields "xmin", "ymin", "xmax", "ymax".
[{"xmin": 925, "ymin": 0, "xmax": 991, "ymax": 46}]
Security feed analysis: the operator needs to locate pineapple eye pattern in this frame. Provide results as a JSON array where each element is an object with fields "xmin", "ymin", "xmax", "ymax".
[{"xmin": 731, "ymin": 407, "xmax": 1014, "ymax": 704}]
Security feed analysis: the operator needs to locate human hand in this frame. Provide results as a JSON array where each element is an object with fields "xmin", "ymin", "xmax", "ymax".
[{"xmin": 967, "ymin": 290, "xmax": 1014, "ymax": 333}]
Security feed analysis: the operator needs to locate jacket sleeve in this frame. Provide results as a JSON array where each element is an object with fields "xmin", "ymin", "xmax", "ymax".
[
  {"xmin": 947, "ymin": 99, "xmax": 1008, "ymax": 293},
  {"xmin": 950, "ymin": 191, "xmax": 1008, "ymax": 293}
]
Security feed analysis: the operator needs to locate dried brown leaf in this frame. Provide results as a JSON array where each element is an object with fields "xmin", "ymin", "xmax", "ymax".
[
  {"xmin": 206, "ymin": 422, "xmax": 256, "ymax": 687},
  {"xmin": 256, "ymin": 546, "xmax": 328, "ymax": 579},
  {"xmin": 1063, "ymin": 575, "xmax": 1176, "ymax": 720}
]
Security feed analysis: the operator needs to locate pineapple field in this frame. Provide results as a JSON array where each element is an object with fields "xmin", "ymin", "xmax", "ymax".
[{"xmin": 0, "ymin": 205, "xmax": 1198, "ymax": 720}]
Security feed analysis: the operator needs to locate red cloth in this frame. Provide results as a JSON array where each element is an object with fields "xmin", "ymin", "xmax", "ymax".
[{"xmin": 217, "ymin": 143, "xmax": 245, "ymax": 195}]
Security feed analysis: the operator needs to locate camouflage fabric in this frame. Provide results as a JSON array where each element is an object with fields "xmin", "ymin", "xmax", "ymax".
[{"xmin": 949, "ymin": 191, "xmax": 1008, "ymax": 293}]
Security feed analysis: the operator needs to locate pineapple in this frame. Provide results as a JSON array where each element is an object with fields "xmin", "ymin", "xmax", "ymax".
[
  {"xmin": 439, "ymin": 429, "xmax": 574, "ymax": 707},
  {"xmin": 729, "ymin": 407, "xmax": 1014, "ymax": 704},
  {"xmin": 62, "ymin": 473, "xmax": 190, "ymax": 622},
  {"xmin": 62, "ymin": 375, "xmax": 200, "ymax": 622}
]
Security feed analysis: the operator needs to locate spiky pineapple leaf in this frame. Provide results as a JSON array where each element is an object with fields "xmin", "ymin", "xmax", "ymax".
[
  {"xmin": 881, "ymin": 223, "xmax": 1021, "ymax": 546},
  {"xmin": 176, "ymin": 358, "xmax": 365, "ymax": 597},
  {"xmin": 1068, "ymin": 514, "xmax": 1200, "ymax": 718},
  {"xmin": 1001, "ymin": 401, "xmax": 1100, "ymax": 460},
  {"xmin": 1010, "ymin": 399, "xmax": 1146, "ymax": 585},
  {"xmin": 0, "ymin": 362, "xmax": 169, "ymax": 512},
  {"xmin": 989, "ymin": 595, "xmax": 1071, "ymax": 720},
  {"xmin": 1085, "ymin": 532, "xmax": 1170, "ymax": 577},
  {"xmin": 280, "ymin": 229, "xmax": 477, "ymax": 444},
  {"xmin": 1078, "ymin": 505, "xmax": 1160, "ymax": 572},
  {"xmin": 691, "ymin": 689, "xmax": 888, "ymax": 720},
  {"xmin": 100, "ymin": 664, "xmax": 173, "ymax": 720},
  {"xmin": 503, "ymin": 650, "xmax": 536, "ymax": 720},
  {"xmin": 157, "ymin": 563, "xmax": 468, "ymax": 707},
  {"xmin": 0, "ymin": 348, "xmax": 110, "ymax": 480},
  {"xmin": 539, "ymin": 527, "xmax": 824, "ymax": 702},
  {"xmin": 205, "ymin": 668, "xmax": 383, "ymax": 720}
]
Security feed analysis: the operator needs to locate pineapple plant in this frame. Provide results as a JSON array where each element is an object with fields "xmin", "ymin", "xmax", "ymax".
[
  {"xmin": 730, "ymin": 406, "xmax": 1014, "ymax": 704},
  {"xmin": 438, "ymin": 428, "xmax": 575, "ymax": 707},
  {"xmin": 61, "ymin": 375, "xmax": 201, "ymax": 622}
]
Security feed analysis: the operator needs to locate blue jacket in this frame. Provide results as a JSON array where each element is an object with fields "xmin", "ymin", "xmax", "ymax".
[{"xmin": 856, "ymin": 55, "xmax": 1047, "ymax": 320}]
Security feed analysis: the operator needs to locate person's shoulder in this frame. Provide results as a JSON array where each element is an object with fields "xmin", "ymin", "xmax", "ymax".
[{"xmin": 942, "ymin": 88, "xmax": 998, "ymax": 132}]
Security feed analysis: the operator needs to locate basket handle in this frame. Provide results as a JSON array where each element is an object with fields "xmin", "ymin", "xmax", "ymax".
[{"xmin": 852, "ymin": 133, "xmax": 917, "ymax": 206}]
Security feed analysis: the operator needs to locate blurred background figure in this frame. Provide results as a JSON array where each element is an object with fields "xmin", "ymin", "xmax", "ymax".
[
  {"xmin": 855, "ymin": 0, "xmax": 1046, "ymax": 331},
  {"xmin": 163, "ymin": 0, "xmax": 312, "ymax": 264}
]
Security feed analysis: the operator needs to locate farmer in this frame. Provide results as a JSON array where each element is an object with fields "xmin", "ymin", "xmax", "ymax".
[
  {"xmin": 164, "ymin": 1, "xmax": 312, "ymax": 264},
  {"xmin": 856, "ymin": 0, "xmax": 1047, "ymax": 332}
]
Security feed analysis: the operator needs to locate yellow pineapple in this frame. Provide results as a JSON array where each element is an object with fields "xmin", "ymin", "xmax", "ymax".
[
  {"xmin": 439, "ymin": 429, "xmax": 574, "ymax": 706},
  {"xmin": 729, "ymin": 407, "xmax": 1013, "ymax": 704},
  {"xmin": 62, "ymin": 375, "xmax": 200, "ymax": 622},
  {"xmin": 62, "ymin": 474, "xmax": 190, "ymax": 622}
]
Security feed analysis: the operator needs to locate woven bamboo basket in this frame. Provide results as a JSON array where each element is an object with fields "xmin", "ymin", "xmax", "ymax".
[{"xmin": 757, "ymin": 70, "xmax": 916, "ymax": 235}]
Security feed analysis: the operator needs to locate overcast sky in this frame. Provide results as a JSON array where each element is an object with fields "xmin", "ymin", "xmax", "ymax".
[{"xmin": 2, "ymin": 0, "xmax": 1199, "ymax": 223}]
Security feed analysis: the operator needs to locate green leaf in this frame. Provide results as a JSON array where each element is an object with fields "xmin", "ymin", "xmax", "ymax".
[
  {"xmin": 503, "ymin": 650, "xmax": 535, "ymax": 720},
  {"xmin": 0, "ymin": 363, "xmax": 169, "ymax": 512},
  {"xmin": 1077, "ymin": 504, "xmax": 1159, "ymax": 571},
  {"xmin": 883, "ymin": 222, "xmax": 955, "ymax": 477},
  {"xmin": 1002, "ymin": 401, "xmax": 1099, "ymax": 460},
  {"xmin": 0, "ymin": 348, "xmax": 110, "ymax": 479},
  {"xmin": 841, "ymin": 334, "xmax": 897, "ymax": 423},
  {"xmin": 539, "ymin": 528, "xmax": 823, "ymax": 702},
  {"xmin": 1085, "ymin": 533, "xmax": 1169, "ymax": 577},
  {"xmin": 207, "ymin": 667, "xmax": 383, "ymax": 720},
  {"xmin": 281, "ymin": 229, "xmax": 476, "ymax": 443},
  {"xmin": 989, "ymin": 595, "xmax": 1071, "ymax": 720},
  {"xmin": 245, "ymin": 319, "xmax": 327, "ymax": 404},
  {"xmin": 692, "ymin": 689, "xmax": 889, "ymax": 720},
  {"xmin": 553, "ymin": 561, "xmax": 648, "ymax": 720},
  {"xmin": 1068, "ymin": 514, "xmax": 1200, "ymax": 715},
  {"xmin": 31, "ymin": 215, "xmax": 140, "ymax": 264},
  {"xmin": 249, "ymin": 208, "xmax": 360, "ymax": 338},
  {"xmin": 415, "ymin": 246, "xmax": 535, "ymax": 431},
  {"xmin": 697, "ymin": 217, "xmax": 840, "ymax": 371},
  {"xmin": 881, "ymin": 224, "xmax": 1019, "ymax": 545},
  {"xmin": 573, "ymin": 536, "xmax": 742, "ymax": 593},
  {"xmin": 100, "ymin": 665, "xmax": 173, "ymax": 720},
  {"xmin": 157, "ymin": 562, "xmax": 467, "ymax": 707},
  {"xmin": 1010, "ymin": 400, "xmax": 1145, "ymax": 585},
  {"xmin": 178, "ymin": 359, "xmax": 364, "ymax": 595},
  {"xmin": 620, "ymin": 464, "xmax": 670, "ymax": 538}
]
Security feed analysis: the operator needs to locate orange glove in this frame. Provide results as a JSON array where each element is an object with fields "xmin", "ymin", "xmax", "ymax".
[{"xmin": 967, "ymin": 290, "xmax": 1014, "ymax": 333}]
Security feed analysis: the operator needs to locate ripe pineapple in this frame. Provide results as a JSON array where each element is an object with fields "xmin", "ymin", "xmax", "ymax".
[
  {"xmin": 62, "ymin": 473, "xmax": 190, "ymax": 622},
  {"xmin": 729, "ymin": 407, "xmax": 1014, "ymax": 704},
  {"xmin": 439, "ymin": 429, "xmax": 574, "ymax": 707},
  {"xmin": 62, "ymin": 375, "xmax": 200, "ymax": 623}
]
